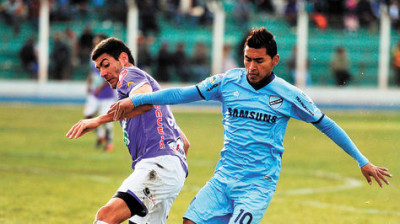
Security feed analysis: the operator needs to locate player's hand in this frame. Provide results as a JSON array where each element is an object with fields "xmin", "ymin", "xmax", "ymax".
[
  {"xmin": 66, "ymin": 118, "xmax": 101, "ymax": 139},
  {"xmin": 361, "ymin": 163, "xmax": 392, "ymax": 187},
  {"xmin": 108, "ymin": 98, "xmax": 135, "ymax": 121}
]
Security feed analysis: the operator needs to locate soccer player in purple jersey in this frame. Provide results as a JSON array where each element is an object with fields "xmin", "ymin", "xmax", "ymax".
[{"xmin": 67, "ymin": 37, "xmax": 190, "ymax": 224}]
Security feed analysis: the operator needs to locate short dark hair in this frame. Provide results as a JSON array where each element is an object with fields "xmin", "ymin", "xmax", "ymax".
[
  {"xmin": 91, "ymin": 37, "xmax": 135, "ymax": 65},
  {"xmin": 245, "ymin": 27, "xmax": 277, "ymax": 58}
]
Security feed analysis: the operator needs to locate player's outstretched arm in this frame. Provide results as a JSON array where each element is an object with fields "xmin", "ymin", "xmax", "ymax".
[
  {"xmin": 361, "ymin": 163, "xmax": 392, "ymax": 187},
  {"xmin": 313, "ymin": 115, "xmax": 392, "ymax": 187},
  {"xmin": 66, "ymin": 113, "xmax": 113, "ymax": 139},
  {"xmin": 108, "ymin": 86, "xmax": 203, "ymax": 121}
]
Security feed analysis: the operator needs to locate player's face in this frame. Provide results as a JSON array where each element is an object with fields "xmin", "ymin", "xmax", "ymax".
[
  {"xmin": 244, "ymin": 46, "xmax": 279, "ymax": 84},
  {"xmin": 94, "ymin": 53, "xmax": 124, "ymax": 89}
]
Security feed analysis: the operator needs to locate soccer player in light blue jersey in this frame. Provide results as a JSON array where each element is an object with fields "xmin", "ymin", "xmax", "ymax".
[{"xmin": 108, "ymin": 27, "xmax": 391, "ymax": 224}]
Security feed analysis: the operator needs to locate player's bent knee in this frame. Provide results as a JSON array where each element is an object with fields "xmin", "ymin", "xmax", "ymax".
[
  {"xmin": 95, "ymin": 203, "xmax": 128, "ymax": 224},
  {"xmin": 94, "ymin": 192, "xmax": 147, "ymax": 224},
  {"xmin": 113, "ymin": 191, "xmax": 147, "ymax": 217},
  {"xmin": 95, "ymin": 205, "xmax": 115, "ymax": 223}
]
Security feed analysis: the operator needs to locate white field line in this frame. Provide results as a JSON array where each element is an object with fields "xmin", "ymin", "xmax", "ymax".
[
  {"xmin": 182, "ymin": 170, "xmax": 364, "ymax": 195},
  {"xmin": 276, "ymin": 170, "xmax": 364, "ymax": 196},
  {"xmin": 273, "ymin": 170, "xmax": 400, "ymax": 217}
]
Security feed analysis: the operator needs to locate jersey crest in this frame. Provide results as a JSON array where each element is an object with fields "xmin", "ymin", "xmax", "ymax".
[{"xmin": 269, "ymin": 96, "xmax": 283, "ymax": 109}]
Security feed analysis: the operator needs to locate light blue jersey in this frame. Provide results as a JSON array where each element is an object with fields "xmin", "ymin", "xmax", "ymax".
[{"xmin": 196, "ymin": 68, "xmax": 323, "ymax": 190}]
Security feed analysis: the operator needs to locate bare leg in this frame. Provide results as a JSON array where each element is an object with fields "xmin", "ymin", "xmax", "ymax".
[{"xmin": 95, "ymin": 198, "xmax": 131, "ymax": 224}]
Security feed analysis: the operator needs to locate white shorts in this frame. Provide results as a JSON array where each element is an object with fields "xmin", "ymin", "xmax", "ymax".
[
  {"xmin": 83, "ymin": 95, "xmax": 115, "ymax": 117},
  {"xmin": 117, "ymin": 155, "xmax": 186, "ymax": 224}
]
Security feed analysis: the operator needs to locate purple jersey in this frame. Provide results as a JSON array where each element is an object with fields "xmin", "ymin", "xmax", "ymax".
[{"xmin": 117, "ymin": 67, "xmax": 188, "ymax": 175}]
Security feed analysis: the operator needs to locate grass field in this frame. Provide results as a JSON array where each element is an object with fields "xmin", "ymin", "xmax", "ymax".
[{"xmin": 0, "ymin": 104, "xmax": 399, "ymax": 224}]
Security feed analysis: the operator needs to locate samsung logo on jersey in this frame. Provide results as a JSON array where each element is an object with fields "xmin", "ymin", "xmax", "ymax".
[
  {"xmin": 295, "ymin": 96, "xmax": 314, "ymax": 116},
  {"xmin": 228, "ymin": 108, "xmax": 277, "ymax": 123}
]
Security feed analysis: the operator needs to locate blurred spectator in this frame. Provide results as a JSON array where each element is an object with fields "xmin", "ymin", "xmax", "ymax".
[
  {"xmin": 51, "ymin": 32, "xmax": 72, "ymax": 80},
  {"xmin": 312, "ymin": 0, "xmax": 329, "ymax": 14},
  {"xmin": 78, "ymin": 25, "xmax": 94, "ymax": 65},
  {"xmin": 330, "ymin": 46, "xmax": 352, "ymax": 86},
  {"xmin": 371, "ymin": 0, "xmax": 383, "ymax": 19},
  {"xmin": 284, "ymin": 0, "xmax": 297, "ymax": 27},
  {"xmin": 26, "ymin": 0, "xmax": 39, "ymax": 28},
  {"xmin": 252, "ymin": 0, "xmax": 275, "ymax": 14},
  {"xmin": 234, "ymin": 0, "xmax": 252, "ymax": 27},
  {"xmin": 288, "ymin": 46, "xmax": 311, "ymax": 86},
  {"xmin": 344, "ymin": 0, "xmax": 359, "ymax": 33},
  {"xmin": 163, "ymin": 0, "xmax": 182, "ymax": 25},
  {"xmin": 222, "ymin": 44, "xmax": 238, "ymax": 71},
  {"xmin": 172, "ymin": 42, "xmax": 191, "ymax": 82},
  {"xmin": 137, "ymin": 35, "xmax": 153, "ymax": 73},
  {"xmin": 391, "ymin": 41, "xmax": 400, "ymax": 86},
  {"xmin": 327, "ymin": 0, "xmax": 345, "ymax": 29},
  {"xmin": 70, "ymin": 0, "xmax": 89, "ymax": 18},
  {"xmin": 311, "ymin": 11, "xmax": 328, "ymax": 29},
  {"xmin": 191, "ymin": 42, "xmax": 210, "ymax": 82},
  {"xmin": 156, "ymin": 42, "xmax": 172, "ymax": 82},
  {"xmin": 389, "ymin": 0, "xmax": 400, "ymax": 31},
  {"xmin": 49, "ymin": 0, "xmax": 74, "ymax": 21},
  {"xmin": 138, "ymin": 0, "xmax": 159, "ymax": 36},
  {"xmin": 188, "ymin": 3, "xmax": 204, "ymax": 26},
  {"xmin": 0, "ymin": 0, "xmax": 27, "ymax": 35},
  {"xmin": 192, "ymin": 0, "xmax": 213, "ymax": 26},
  {"xmin": 19, "ymin": 37, "xmax": 38, "ymax": 79},
  {"xmin": 308, "ymin": 0, "xmax": 328, "ymax": 29},
  {"xmin": 356, "ymin": 0, "xmax": 376, "ymax": 29},
  {"xmin": 63, "ymin": 27, "xmax": 79, "ymax": 67},
  {"xmin": 272, "ymin": 0, "xmax": 287, "ymax": 15},
  {"xmin": 105, "ymin": 0, "xmax": 126, "ymax": 24}
]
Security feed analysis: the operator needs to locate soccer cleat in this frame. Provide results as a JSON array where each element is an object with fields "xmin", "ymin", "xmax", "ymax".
[{"xmin": 105, "ymin": 144, "xmax": 114, "ymax": 152}]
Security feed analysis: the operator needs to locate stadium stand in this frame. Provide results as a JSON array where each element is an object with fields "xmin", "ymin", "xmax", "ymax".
[{"xmin": 0, "ymin": 1, "xmax": 399, "ymax": 87}]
